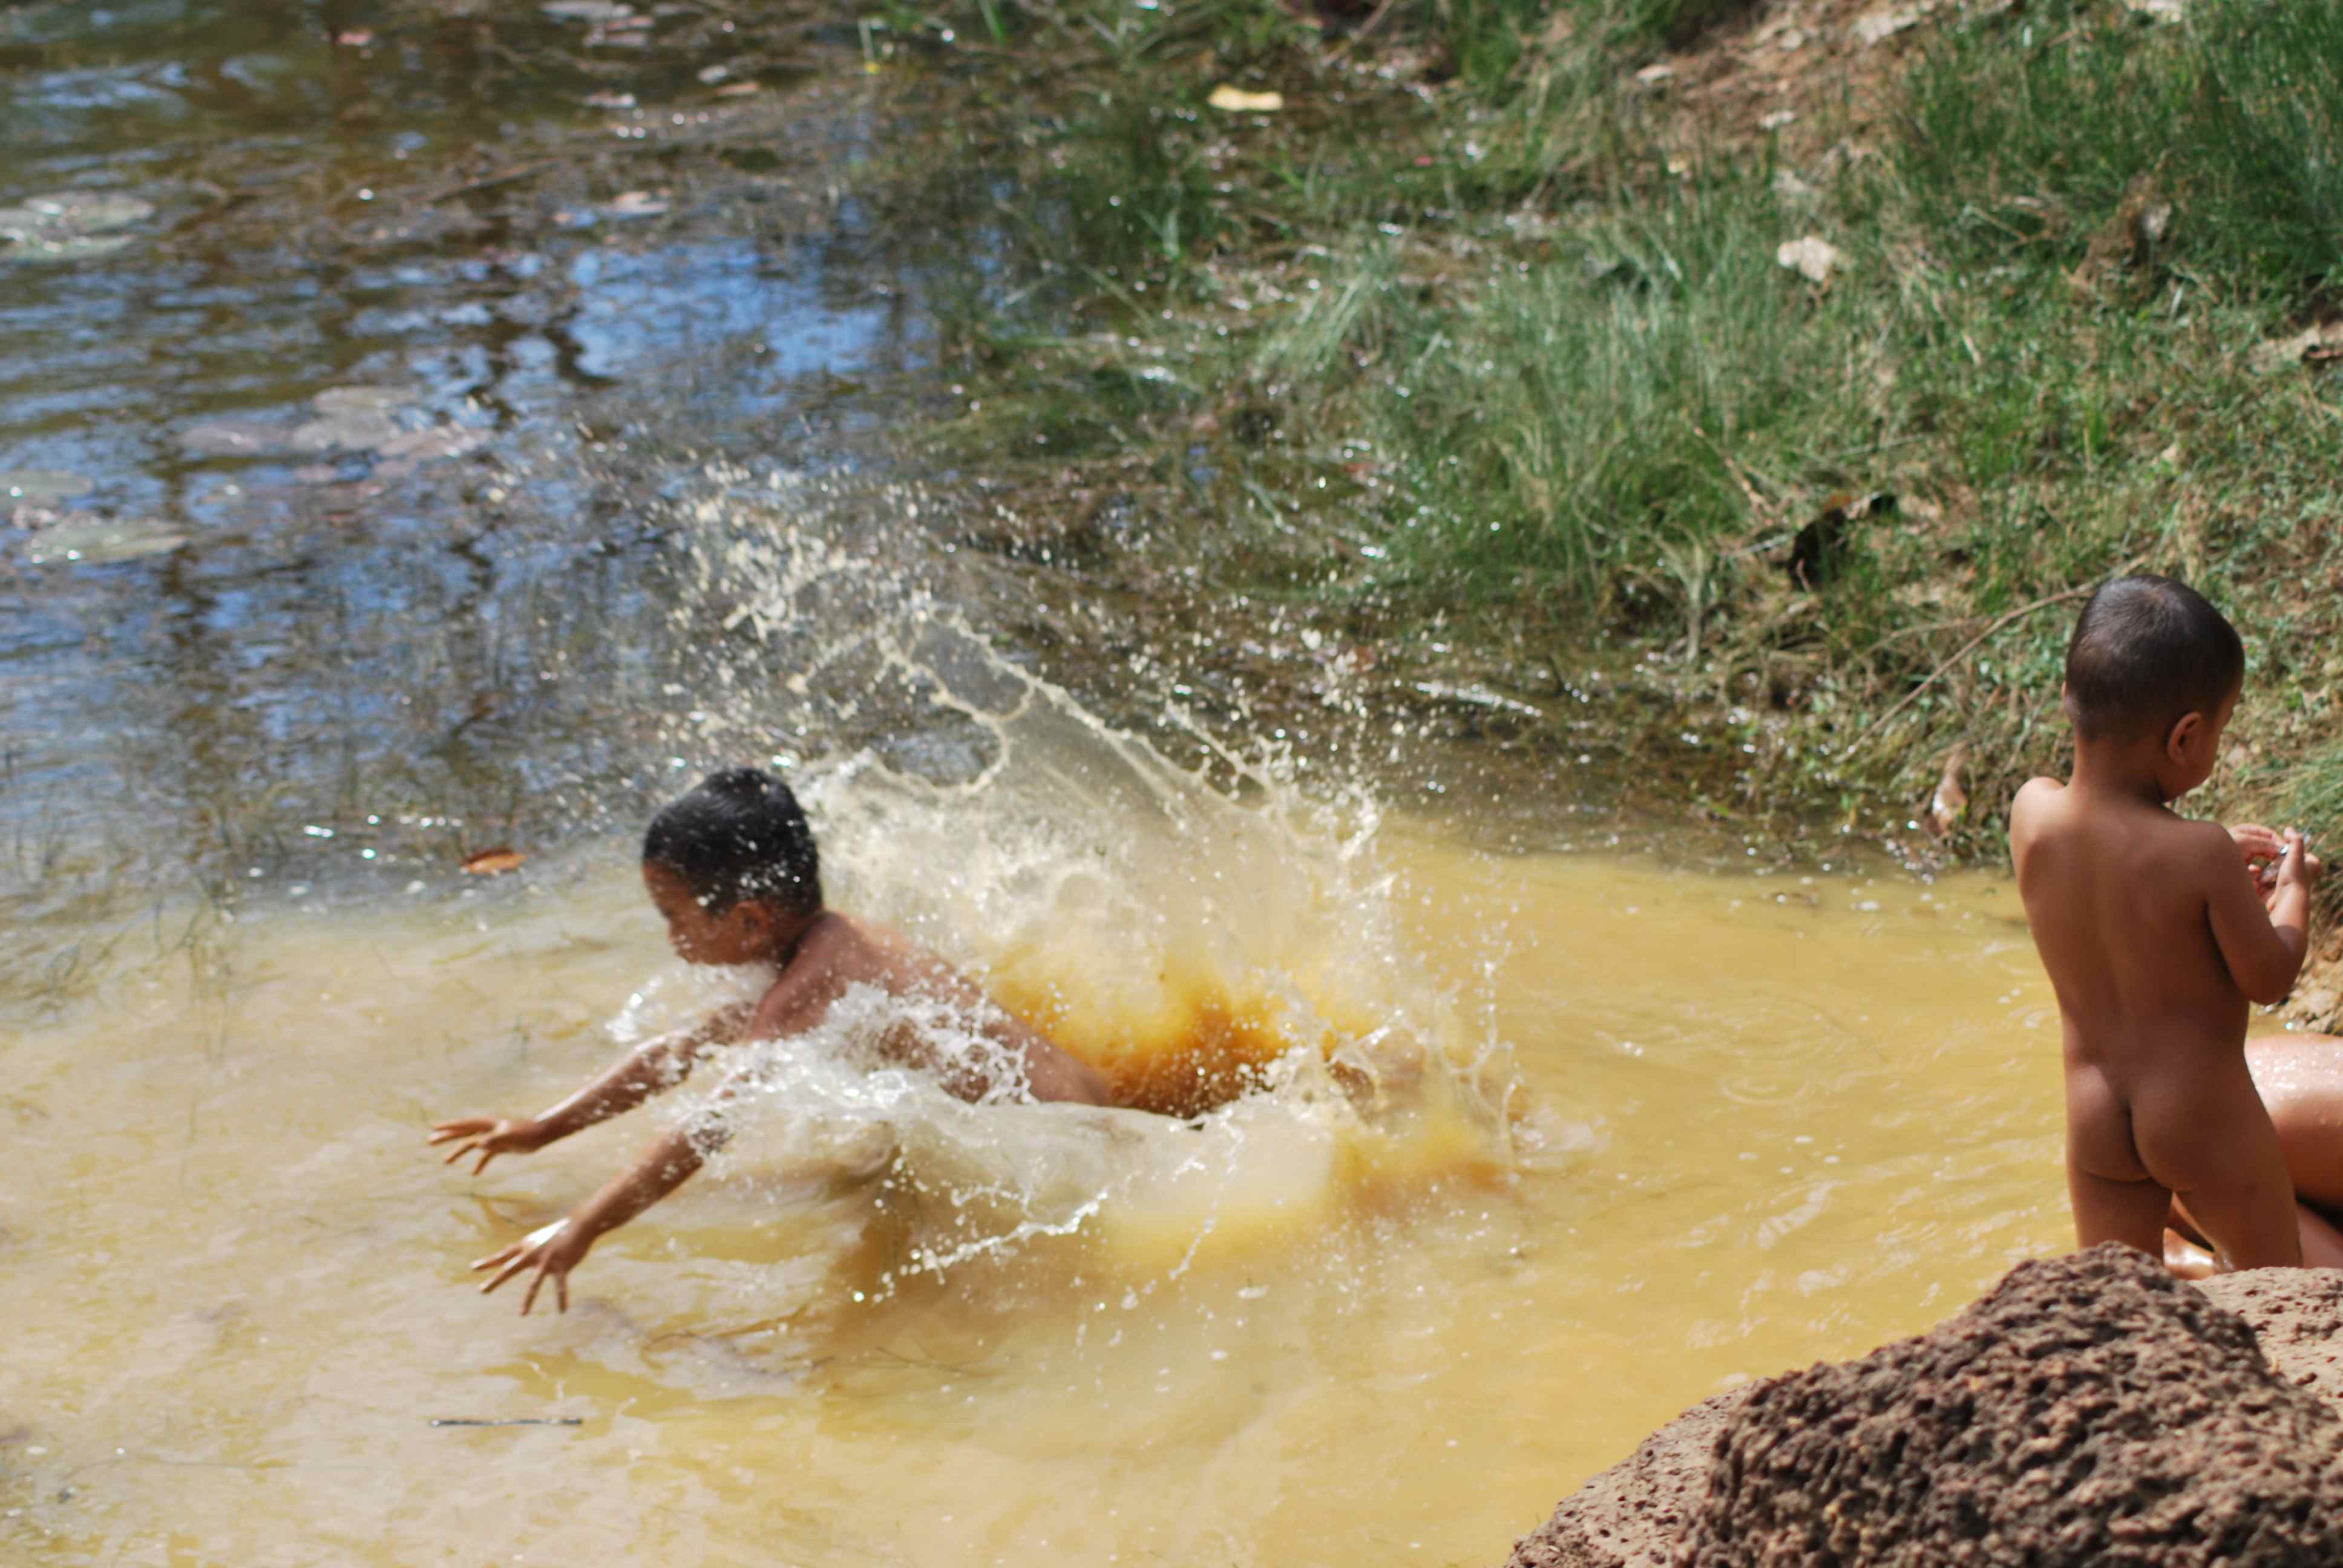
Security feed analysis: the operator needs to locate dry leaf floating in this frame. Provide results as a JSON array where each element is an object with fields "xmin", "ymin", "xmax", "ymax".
[{"xmin": 462, "ymin": 847, "xmax": 528, "ymax": 876}]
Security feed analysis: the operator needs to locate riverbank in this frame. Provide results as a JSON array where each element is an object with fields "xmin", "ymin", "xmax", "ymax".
[{"xmin": 854, "ymin": 0, "xmax": 2343, "ymax": 903}]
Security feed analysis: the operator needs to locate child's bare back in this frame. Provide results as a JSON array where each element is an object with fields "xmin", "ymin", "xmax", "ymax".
[
  {"xmin": 2011, "ymin": 575, "xmax": 2323, "ymax": 1271},
  {"xmin": 740, "ymin": 907, "xmax": 1106, "ymax": 1106},
  {"xmin": 429, "ymin": 767, "xmax": 1110, "ymax": 1313},
  {"xmin": 2013, "ymin": 777, "xmax": 2309, "ymax": 1265}
]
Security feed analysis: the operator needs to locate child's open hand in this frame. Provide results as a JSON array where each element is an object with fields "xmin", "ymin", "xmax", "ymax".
[
  {"xmin": 472, "ymin": 1217, "xmax": 591, "ymax": 1315},
  {"xmin": 428, "ymin": 1116, "xmax": 549, "ymax": 1175}
]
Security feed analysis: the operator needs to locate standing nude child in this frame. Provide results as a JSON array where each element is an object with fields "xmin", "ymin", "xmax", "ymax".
[
  {"xmin": 2010, "ymin": 573, "xmax": 2337, "ymax": 1272},
  {"xmin": 428, "ymin": 767, "xmax": 1111, "ymax": 1313}
]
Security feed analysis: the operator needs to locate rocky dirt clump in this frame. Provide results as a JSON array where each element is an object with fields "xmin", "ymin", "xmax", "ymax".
[
  {"xmin": 1508, "ymin": 1246, "xmax": 2343, "ymax": 1568},
  {"xmin": 1688, "ymin": 1243, "xmax": 2343, "ymax": 1566}
]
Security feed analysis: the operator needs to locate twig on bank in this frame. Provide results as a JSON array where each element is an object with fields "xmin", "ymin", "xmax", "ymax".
[
  {"xmin": 1843, "ymin": 587, "xmax": 2088, "ymax": 757},
  {"xmin": 1844, "ymin": 547, "xmax": 2160, "ymax": 759},
  {"xmin": 1328, "ymin": 0, "xmax": 1406, "ymax": 57}
]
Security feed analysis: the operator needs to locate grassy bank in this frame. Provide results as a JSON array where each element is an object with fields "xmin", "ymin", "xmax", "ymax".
[{"xmin": 862, "ymin": 0, "xmax": 2343, "ymax": 872}]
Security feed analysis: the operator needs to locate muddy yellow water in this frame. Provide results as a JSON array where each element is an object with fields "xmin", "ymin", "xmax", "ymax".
[{"xmin": 1, "ymin": 815, "xmax": 2071, "ymax": 1567}]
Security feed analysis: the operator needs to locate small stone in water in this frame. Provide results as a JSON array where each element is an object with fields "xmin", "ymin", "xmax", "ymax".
[
  {"xmin": 19, "ymin": 513, "xmax": 188, "ymax": 565},
  {"xmin": 292, "ymin": 411, "xmax": 402, "ymax": 453},
  {"xmin": 0, "ymin": 191, "xmax": 155, "ymax": 244},
  {"xmin": 0, "ymin": 470, "xmax": 94, "ymax": 503},
  {"xmin": 313, "ymin": 385, "xmax": 419, "ymax": 417},
  {"xmin": 180, "ymin": 420, "xmax": 293, "ymax": 457}
]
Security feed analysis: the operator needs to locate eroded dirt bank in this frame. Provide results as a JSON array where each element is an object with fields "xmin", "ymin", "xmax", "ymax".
[{"xmin": 1509, "ymin": 1244, "xmax": 2343, "ymax": 1568}]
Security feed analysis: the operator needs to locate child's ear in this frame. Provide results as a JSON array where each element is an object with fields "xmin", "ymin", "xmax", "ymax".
[{"xmin": 2166, "ymin": 710, "xmax": 2205, "ymax": 763}]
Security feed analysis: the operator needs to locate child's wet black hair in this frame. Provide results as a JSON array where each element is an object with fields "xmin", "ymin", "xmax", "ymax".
[
  {"xmin": 2063, "ymin": 573, "xmax": 2244, "ymax": 742},
  {"xmin": 641, "ymin": 767, "xmax": 822, "ymax": 916}
]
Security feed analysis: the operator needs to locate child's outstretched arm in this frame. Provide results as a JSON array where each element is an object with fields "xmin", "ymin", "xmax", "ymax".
[
  {"xmin": 471, "ymin": 1111, "xmax": 723, "ymax": 1314},
  {"xmin": 2208, "ymin": 827, "xmax": 2324, "ymax": 1005},
  {"xmin": 427, "ymin": 1001, "xmax": 755, "ymax": 1173},
  {"xmin": 468, "ymin": 936, "xmax": 854, "ymax": 1313}
]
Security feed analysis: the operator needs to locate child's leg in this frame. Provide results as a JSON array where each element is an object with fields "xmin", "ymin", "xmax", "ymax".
[
  {"xmin": 2068, "ymin": 1161, "xmax": 2176, "ymax": 1256},
  {"xmin": 2138, "ymin": 1065, "xmax": 2303, "ymax": 1270},
  {"xmin": 2298, "ymin": 1198, "xmax": 2343, "ymax": 1270},
  {"xmin": 2247, "ymin": 1034, "xmax": 2343, "ymax": 1209}
]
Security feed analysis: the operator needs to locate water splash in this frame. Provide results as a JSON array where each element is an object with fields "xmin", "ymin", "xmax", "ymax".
[{"xmin": 616, "ymin": 461, "xmax": 1527, "ymax": 1299}]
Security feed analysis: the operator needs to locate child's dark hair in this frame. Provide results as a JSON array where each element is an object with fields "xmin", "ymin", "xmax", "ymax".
[
  {"xmin": 642, "ymin": 768, "xmax": 822, "ymax": 916},
  {"xmin": 2063, "ymin": 573, "xmax": 2244, "ymax": 742}
]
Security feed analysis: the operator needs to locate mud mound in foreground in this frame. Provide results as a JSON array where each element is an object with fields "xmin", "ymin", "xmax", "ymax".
[{"xmin": 1510, "ymin": 1244, "xmax": 2343, "ymax": 1568}]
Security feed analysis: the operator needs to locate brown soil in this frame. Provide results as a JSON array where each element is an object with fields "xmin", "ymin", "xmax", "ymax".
[{"xmin": 1507, "ymin": 1244, "xmax": 2343, "ymax": 1568}]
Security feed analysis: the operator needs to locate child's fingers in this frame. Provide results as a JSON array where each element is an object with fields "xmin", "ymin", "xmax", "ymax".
[
  {"xmin": 443, "ymin": 1141, "xmax": 481, "ymax": 1166},
  {"xmin": 482, "ymin": 1252, "xmax": 536, "ymax": 1296},
  {"xmin": 556, "ymin": 1272, "xmax": 569, "ymax": 1314},
  {"xmin": 470, "ymin": 1147, "xmax": 499, "ymax": 1175},
  {"xmin": 471, "ymin": 1241, "xmax": 523, "ymax": 1274}
]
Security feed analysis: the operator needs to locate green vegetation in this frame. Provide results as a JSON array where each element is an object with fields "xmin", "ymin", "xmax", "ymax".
[{"xmin": 870, "ymin": 0, "xmax": 2343, "ymax": 862}]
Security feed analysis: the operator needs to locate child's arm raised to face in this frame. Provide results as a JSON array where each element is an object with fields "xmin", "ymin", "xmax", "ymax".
[
  {"xmin": 427, "ymin": 1001, "xmax": 756, "ymax": 1174},
  {"xmin": 2207, "ymin": 826, "xmax": 2324, "ymax": 1005}
]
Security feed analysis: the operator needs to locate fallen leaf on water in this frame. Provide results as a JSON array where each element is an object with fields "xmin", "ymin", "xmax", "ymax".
[
  {"xmin": 1207, "ymin": 85, "xmax": 1285, "ymax": 113},
  {"xmin": 715, "ymin": 81, "xmax": 761, "ymax": 97},
  {"xmin": 607, "ymin": 191, "xmax": 670, "ymax": 217},
  {"xmin": 540, "ymin": 0, "xmax": 634, "ymax": 19},
  {"xmin": 583, "ymin": 91, "xmax": 637, "ymax": 109},
  {"xmin": 335, "ymin": 29, "xmax": 375, "ymax": 46},
  {"xmin": 1776, "ymin": 235, "xmax": 1841, "ymax": 286},
  {"xmin": 1927, "ymin": 744, "xmax": 1970, "ymax": 838},
  {"xmin": 462, "ymin": 847, "xmax": 528, "ymax": 876},
  {"xmin": 696, "ymin": 64, "xmax": 731, "ymax": 84}
]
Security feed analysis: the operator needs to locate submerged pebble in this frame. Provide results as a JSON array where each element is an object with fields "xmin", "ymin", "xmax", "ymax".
[
  {"xmin": 18, "ymin": 512, "xmax": 188, "ymax": 565},
  {"xmin": 0, "ymin": 471, "xmax": 94, "ymax": 504},
  {"xmin": 180, "ymin": 420, "xmax": 294, "ymax": 457},
  {"xmin": 0, "ymin": 192, "xmax": 155, "ymax": 262}
]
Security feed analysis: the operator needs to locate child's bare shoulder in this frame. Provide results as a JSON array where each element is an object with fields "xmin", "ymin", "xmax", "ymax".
[{"xmin": 2008, "ymin": 776, "xmax": 2068, "ymax": 853}]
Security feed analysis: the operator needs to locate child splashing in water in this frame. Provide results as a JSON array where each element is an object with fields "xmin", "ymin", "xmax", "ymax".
[{"xmin": 429, "ymin": 767, "xmax": 1112, "ymax": 1313}]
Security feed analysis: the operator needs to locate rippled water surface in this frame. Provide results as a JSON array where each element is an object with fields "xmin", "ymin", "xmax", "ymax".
[{"xmin": 2, "ymin": 4, "xmax": 2076, "ymax": 1564}]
